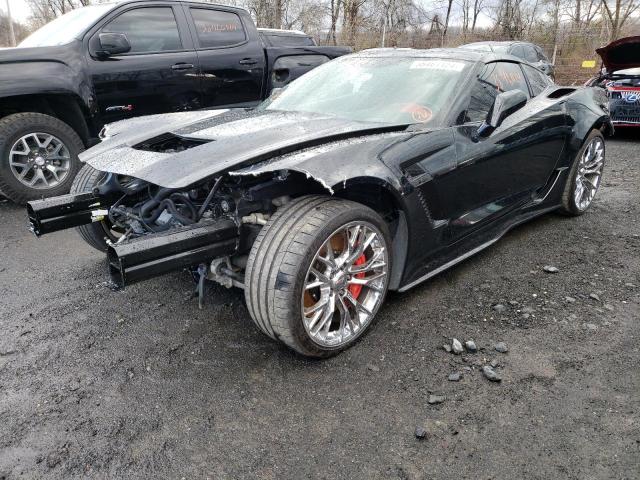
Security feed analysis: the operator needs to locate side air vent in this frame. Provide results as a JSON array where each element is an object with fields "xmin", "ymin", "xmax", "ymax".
[
  {"xmin": 547, "ymin": 87, "xmax": 577, "ymax": 99},
  {"xmin": 133, "ymin": 133, "xmax": 212, "ymax": 153}
]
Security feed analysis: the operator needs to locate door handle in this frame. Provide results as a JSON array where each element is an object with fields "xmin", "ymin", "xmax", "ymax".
[
  {"xmin": 239, "ymin": 58, "xmax": 258, "ymax": 65},
  {"xmin": 171, "ymin": 63, "xmax": 195, "ymax": 70}
]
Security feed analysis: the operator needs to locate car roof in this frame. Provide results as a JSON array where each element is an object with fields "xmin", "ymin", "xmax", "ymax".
[
  {"xmin": 104, "ymin": 0, "xmax": 250, "ymax": 14},
  {"xmin": 462, "ymin": 41, "xmax": 534, "ymax": 47},
  {"xmin": 355, "ymin": 47, "xmax": 523, "ymax": 64}
]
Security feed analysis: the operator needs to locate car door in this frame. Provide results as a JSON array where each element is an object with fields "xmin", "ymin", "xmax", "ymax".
[
  {"xmin": 87, "ymin": 4, "xmax": 201, "ymax": 124},
  {"xmin": 433, "ymin": 61, "xmax": 567, "ymax": 241},
  {"xmin": 184, "ymin": 6, "xmax": 266, "ymax": 108}
]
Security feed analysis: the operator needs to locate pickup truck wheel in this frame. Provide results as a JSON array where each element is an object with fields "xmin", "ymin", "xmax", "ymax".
[
  {"xmin": 0, "ymin": 113, "xmax": 83, "ymax": 204},
  {"xmin": 69, "ymin": 164, "xmax": 117, "ymax": 252},
  {"xmin": 244, "ymin": 196, "xmax": 391, "ymax": 358}
]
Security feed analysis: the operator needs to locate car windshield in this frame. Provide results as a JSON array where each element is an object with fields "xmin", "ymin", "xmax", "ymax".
[
  {"xmin": 262, "ymin": 55, "xmax": 471, "ymax": 125},
  {"xmin": 18, "ymin": 4, "xmax": 115, "ymax": 48}
]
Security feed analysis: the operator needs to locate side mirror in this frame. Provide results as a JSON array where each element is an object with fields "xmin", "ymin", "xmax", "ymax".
[
  {"xmin": 478, "ymin": 90, "xmax": 528, "ymax": 137},
  {"xmin": 97, "ymin": 32, "xmax": 131, "ymax": 57},
  {"xmin": 269, "ymin": 87, "xmax": 284, "ymax": 100}
]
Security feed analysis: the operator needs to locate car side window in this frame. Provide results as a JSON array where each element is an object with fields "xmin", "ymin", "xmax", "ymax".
[
  {"xmin": 523, "ymin": 45, "xmax": 539, "ymax": 63},
  {"xmin": 190, "ymin": 8, "xmax": 246, "ymax": 48},
  {"xmin": 510, "ymin": 45, "xmax": 526, "ymax": 60},
  {"xmin": 102, "ymin": 7, "xmax": 182, "ymax": 53},
  {"xmin": 535, "ymin": 46, "xmax": 548, "ymax": 62},
  {"xmin": 522, "ymin": 64, "xmax": 551, "ymax": 96},
  {"xmin": 465, "ymin": 62, "xmax": 530, "ymax": 123}
]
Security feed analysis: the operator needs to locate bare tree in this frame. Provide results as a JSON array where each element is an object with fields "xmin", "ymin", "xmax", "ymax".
[
  {"xmin": 441, "ymin": 0, "xmax": 453, "ymax": 45},
  {"xmin": 600, "ymin": 0, "xmax": 639, "ymax": 40}
]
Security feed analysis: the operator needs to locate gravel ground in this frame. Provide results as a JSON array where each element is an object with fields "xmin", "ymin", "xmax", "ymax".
[{"xmin": 0, "ymin": 133, "xmax": 639, "ymax": 480}]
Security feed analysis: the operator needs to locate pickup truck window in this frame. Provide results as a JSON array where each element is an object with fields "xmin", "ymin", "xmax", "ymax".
[
  {"xmin": 190, "ymin": 8, "xmax": 246, "ymax": 48},
  {"xmin": 263, "ymin": 34, "xmax": 315, "ymax": 47},
  {"xmin": 102, "ymin": 7, "xmax": 182, "ymax": 53}
]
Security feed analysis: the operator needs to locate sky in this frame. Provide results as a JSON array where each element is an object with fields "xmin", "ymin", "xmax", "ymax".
[{"xmin": 2, "ymin": 0, "xmax": 31, "ymax": 22}]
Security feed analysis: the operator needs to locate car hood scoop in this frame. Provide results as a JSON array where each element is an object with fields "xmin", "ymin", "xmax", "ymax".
[
  {"xmin": 80, "ymin": 109, "xmax": 408, "ymax": 188},
  {"xmin": 596, "ymin": 36, "xmax": 640, "ymax": 73}
]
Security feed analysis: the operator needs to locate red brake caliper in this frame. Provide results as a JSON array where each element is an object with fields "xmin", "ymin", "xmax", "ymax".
[{"xmin": 348, "ymin": 254, "xmax": 367, "ymax": 299}]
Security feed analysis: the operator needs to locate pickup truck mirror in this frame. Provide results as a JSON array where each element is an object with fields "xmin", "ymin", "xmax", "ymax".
[
  {"xmin": 98, "ymin": 33, "xmax": 131, "ymax": 57},
  {"xmin": 478, "ymin": 90, "xmax": 528, "ymax": 137}
]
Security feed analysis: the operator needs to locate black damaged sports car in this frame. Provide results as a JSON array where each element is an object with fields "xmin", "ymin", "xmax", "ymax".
[{"xmin": 28, "ymin": 48, "xmax": 611, "ymax": 357}]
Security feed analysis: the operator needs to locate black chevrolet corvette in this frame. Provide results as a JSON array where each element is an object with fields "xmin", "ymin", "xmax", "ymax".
[{"xmin": 28, "ymin": 48, "xmax": 611, "ymax": 357}]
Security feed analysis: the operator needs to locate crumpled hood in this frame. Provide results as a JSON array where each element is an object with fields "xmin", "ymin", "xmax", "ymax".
[
  {"xmin": 596, "ymin": 36, "xmax": 640, "ymax": 73},
  {"xmin": 81, "ymin": 109, "xmax": 408, "ymax": 188}
]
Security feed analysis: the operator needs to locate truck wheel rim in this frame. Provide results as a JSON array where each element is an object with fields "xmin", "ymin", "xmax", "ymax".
[
  {"xmin": 9, "ymin": 133, "xmax": 71, "ymax": 189},
  {"xmin": 301, "ymin": 221, "xmax": 388, "ymax": 348},
  {"xmin": 574, "ymin": 137, "xmax": 604, "ymax": 211}
]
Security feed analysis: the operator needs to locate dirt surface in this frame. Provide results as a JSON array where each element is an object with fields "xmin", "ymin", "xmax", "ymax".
[{"xmin": 1, "ymin": 134, "xmax": 639, "ymax": 480}]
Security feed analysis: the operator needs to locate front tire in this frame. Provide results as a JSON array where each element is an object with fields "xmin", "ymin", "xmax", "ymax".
[
  {"xmin": 0, "ymin": 113, "xmax": 83, "ymax": 204},
  {"xmin": 244, "ymin": 195, "xmax": 391, "ymax": 358},
  {"xmin": 70, "ymin": 164, "xmax": 116, "ymax": 252},
  {"xmin": 559, "ymin": 130, "xmax": 605, "ymax": 216}
]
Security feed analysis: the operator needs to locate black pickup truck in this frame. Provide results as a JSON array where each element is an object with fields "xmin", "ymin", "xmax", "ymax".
[{"xmin": 0, "ymin": 0, "xmax": 349, "ymax": 203}]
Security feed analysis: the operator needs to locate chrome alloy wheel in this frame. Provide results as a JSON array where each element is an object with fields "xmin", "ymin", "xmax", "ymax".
[
  {"xmin": 301, "ymin": 221, "xmax": 389, "ymax": 348},
  {"xmin": 9, "ymin": 133, "xmax": 71, "ymax": 189},
  {"xmin": 574, "ymin": 136, "xmax": 604, "ymax": 211}
]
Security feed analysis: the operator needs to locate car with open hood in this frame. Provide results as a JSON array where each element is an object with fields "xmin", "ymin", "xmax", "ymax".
[
  {"xmin": 586, "ymin": 36, "xmax": 640, "ymax": 128},
  {"xmin": 27, "ymin": 48, "xmax": 611, "ymax": 357}
]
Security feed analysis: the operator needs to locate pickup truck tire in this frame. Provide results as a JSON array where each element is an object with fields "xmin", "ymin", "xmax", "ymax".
[
  {"xmin": 0, "ymin": 113, "xmax": 83, "ymax": 204},
  {"xmin": 69, "ymin": 164, "xmax": 117, "ymax": 252},
  {"xmin": 244, "ymin": 195, "xmax": 391, "ymax": 357}
]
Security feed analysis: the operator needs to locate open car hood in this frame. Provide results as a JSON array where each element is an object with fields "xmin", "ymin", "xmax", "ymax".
[
  {"xmin": 80, "ymin": 109, "xmax": 409, "ymax": 189},
  {"xmin": 596, "ymin": 36, "xmax": 640, "ymax": 73}
]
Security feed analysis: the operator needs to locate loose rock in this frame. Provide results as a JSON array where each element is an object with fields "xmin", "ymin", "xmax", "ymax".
[
  {"xmin": 490, "ymin": 359, "xmax": 499, "ymax": 368},
  {"xmin": 428, "ymin": 394, "xmax": 446, "ymax": 405},
  {"xmin": 448, "ymin": 373, "xmax": 461, "ymax": 382},
  {"xmin": 451, "ymin": 338, "xmax": 464, "ymax": 355},
  {"xmin": 543, "ymin": 265, "xmax": 559, "ymax": 273},
  {"xmin": 589, "ymin": 293, "xmax": 601, "ymax": 301},
  {"xmin": 493, "ymin": 304, "xmax": 507, "ymax": 313},
  {"xmin": 415, "ymin": 425, "xmax": 427, "ymax": 439},
  {"xmin": 442, "ymin": 344, "xmax": 452, "ymax": 353},
  {"xmin": 565, "ymin": 296, "xmax": 576, "ymax": 303},
  {"xmin": 464, "ymin": 340, "xmax": 477, "ymax": 353},
  {"xmin": 494, "ymin": 342, "xmax": 509, "ymax": 353},
  {"xmin": 367, "ymin": 363, "xmax": 380, "ymax": 372},
  {"xmin": 482, "ymin": 366, "xmax": 502, "ymax": 382}
]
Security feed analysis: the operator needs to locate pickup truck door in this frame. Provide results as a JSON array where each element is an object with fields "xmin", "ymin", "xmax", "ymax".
[
  {"xmin": 86, "ymin": 4, "xmax": 201, "ymax": 124},
  {"xmin": 183, "ymin": 6, "xmax": 266, "ymax": 108}
]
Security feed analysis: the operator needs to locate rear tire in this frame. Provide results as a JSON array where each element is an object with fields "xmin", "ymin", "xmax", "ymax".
[
  {"xmin": 559, "ymin": 130, "xmax": 605, "ymax": 216},
  {"xmin": 70, "ymin": 164, "xmax": 115, "ymax": 252},
  {"xmin": 0, "ymin": 113, "xmax": 83, "ymax": 204},
  {"xmin": 244, "ymin": 195, "xmax": 391, "ymax": 357}
]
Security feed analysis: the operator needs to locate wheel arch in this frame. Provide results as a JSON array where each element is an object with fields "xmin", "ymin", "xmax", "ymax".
[
  {"xmin": 331, "ymin": 176, "xmax": 409, "ymax": 291},
  {"xmin": 0, "ymin": 93, "xmax": 94, "ymax": 147}
]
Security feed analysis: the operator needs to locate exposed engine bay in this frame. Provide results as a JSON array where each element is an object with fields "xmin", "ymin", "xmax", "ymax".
[{"xmin": 27, "ymin": 165, "xmax": 332, "ymax": 300}]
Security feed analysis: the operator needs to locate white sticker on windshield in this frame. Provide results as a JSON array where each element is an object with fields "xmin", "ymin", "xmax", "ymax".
[{"xmin": 409, "ymin": 60, "xmax": 465, "ymax": 72}]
